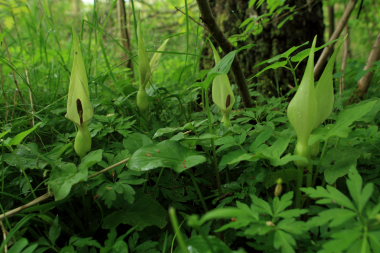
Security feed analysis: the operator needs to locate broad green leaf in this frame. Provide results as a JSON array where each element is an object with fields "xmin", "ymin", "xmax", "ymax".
[
  {"xmin": 48, "ymin": 150, "xmax": 102, "ymax": 200},
  {"xmin": 219, "ymin": 149, "xmax": 253, "ymax": 170},
  {"xmin": 3, "ymin": 122, "xmax": 42, "ymax": 146},
  {"xmin": 123, "ymin": 133, "xmax": 153, "ymax": 153},
  {"xmin": 66, "ymin": 31, "xmax": 93, "ymax": 126},
  {"xmin": 3, "ymin": 143, "xmax": 46, "ymax": 170},
  {"xmin": 102, "ymin": 193, "xmax": 167, "ymax": 230},
  {"xmin": 322, "ymin": 148, "xmax": 360, "ymax": 184},
  {"xmin": 199, "ymin": 50, "xmax": 237, "ymax": 89},
  {"xmin": 128, "ymin": 140, "xmax": 206, "ymax": 173}
]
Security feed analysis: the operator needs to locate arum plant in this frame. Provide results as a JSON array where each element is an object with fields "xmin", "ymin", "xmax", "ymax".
[
  {"xmin": 287, "ymin": 36, "xmax": 341, "ymax": 205},
  {"xmin": 66, "ymin": 31, "xmax": 93, "ymax": 158},
  {"xmin": 136, "ymin": 16, "xmax": 169, "ymax": 112},
  {"xmin": 210, "ymin": 42, "xmax": 235, "ymax": 127}
]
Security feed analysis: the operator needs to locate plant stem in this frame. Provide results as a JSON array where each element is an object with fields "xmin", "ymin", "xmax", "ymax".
[
  {"xmin": 295, "ymin": 165, "xmax": 303, "ymax": 208},
  {"xmin": 188, "ymin": 172, "xmax": 208, "ymax": 212},
  {"xmin": 204, "ymin": 89, "xmax": 222, "ymax": 194},
  {"xmin": 169, "ymin": 207, "xmax": 189, "ymax": 253},
  {"xmin": 306, "ymin": 163, "xmax": 313, "ymax": 188}
]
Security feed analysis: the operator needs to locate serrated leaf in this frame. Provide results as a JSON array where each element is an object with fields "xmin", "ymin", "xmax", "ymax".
[
  {"xmin": 307, "ymin": 208, "xmax": 356, "ymax": 228},
  {"xmin": 301, "ymin": 186, "xmax": 355, "ymax": 210},
  {"xmin": 251, "ymin": 195, "xmax": 273, "ymax": 216},
  {"xmin": 273, "ymin": 192, "xmax": 293, "ymax": 215},
  {"xmin": 273, "ymin": 230, "xmax": 296, "ymax": 253},
  {"xmin": 346, "ymin": 169, "xmax": 374, "ymax": 213}
]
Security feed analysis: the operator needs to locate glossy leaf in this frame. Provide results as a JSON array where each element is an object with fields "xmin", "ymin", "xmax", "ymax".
[{"xmin": 128, "ymin": 140, "xmax": 206, "ymax": 173}]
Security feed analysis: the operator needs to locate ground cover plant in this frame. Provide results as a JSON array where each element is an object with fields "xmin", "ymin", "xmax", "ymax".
[{"xmin": 1, "ymin": 0, "xmax": 380, "ymax": 252}]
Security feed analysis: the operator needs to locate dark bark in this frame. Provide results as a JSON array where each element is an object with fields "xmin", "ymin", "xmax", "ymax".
[
  {"xmin": 196, "ymin": 0, "xmax": 253, "ymax": 108},
  {"xmin": 205, "ymin": 0, "xmax": 325, "ymax": 96},
  {"xmin": 117, "ymin": 0, "xmax": 133, "ymax": 70}
]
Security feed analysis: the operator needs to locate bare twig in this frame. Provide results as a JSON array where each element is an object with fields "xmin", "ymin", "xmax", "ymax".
[
  {"xmin": 0, "ymin": 158, "xmax": 130, "ymax": 221},
  {"xmin": 355, "ymin": 33, "xmax": 380, "ymax": 98},
  {"xmin": 340, "ymin": 26, "xmax": 350, "ymax": 94},
  {"xmin": 0, "ymin": 192, "xmax": 53, "ymax": 221},
  {"xmin": 0, "ymin": 221, "xmax": 8, "ymax": 252},
  {"xmin": 175, "ymin": 6, "xmax": 204, "ymax": 28},
  {"xmin": 314, "ymin": 0, "xmax": 357, "ymax": 79},
  {"xmin": 89, "ymin": 158, "xmax": 130, "ymax": 179},
  {"xmin": 195, "ymin": 0, "xmax": 252, "ymax": 108}
]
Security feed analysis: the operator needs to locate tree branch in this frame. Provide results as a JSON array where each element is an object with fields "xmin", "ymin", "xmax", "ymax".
[
  {"xmin": 314, "ymin": 0, "xmax": 357, "ymax": 79},
  {"xmin": 355, "ymin": 33, "xmax": 380, "ymax": 98},
  {"xmin": 195, "ymin": 0, "xmax": 252, "ymax": 108}
]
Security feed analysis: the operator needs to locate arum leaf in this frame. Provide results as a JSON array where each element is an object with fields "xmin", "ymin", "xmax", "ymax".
[{"xmin": 65, "ymin": 31, "xmax": 93, "ymax": 126}]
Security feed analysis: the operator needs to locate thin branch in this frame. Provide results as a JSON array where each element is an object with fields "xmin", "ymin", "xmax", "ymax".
[
  {"xmin": 314, "ymin": 0, "xmax": 357, "ymax": 79},
  {"xmin": 355, "ymin": 33, "xmax": 380, "ymax": 98},
  {"xmin": 339, "ymin": 25, "xmax": 350, "ymax": 94},
  {"xmin": 0, "ymin": 158, "xmax": 130, "ymax": 221},
  {"xmin": 89, "ymin": 158, "xmax": 130, "ymax": 179},
  {"xmin": 195, "ymin": 0, "xmax": 252, "ymax": 108},
  {"xmin": 175, "ymin": 6, "xmax": 204, "ymax": 28}
]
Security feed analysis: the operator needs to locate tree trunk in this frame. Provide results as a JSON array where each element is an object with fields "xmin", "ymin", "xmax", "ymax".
[
  {"xmin": 117, "ymin": 0, "xmax": 133, "ymax": 70},
  {"xmin": 205, "ymin": 0, "xmax": 325, "ymax": 96}
]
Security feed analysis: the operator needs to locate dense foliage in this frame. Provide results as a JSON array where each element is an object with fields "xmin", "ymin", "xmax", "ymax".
[{"xmin": 0, "ymin": 0, "xmax": 379, "ymax": 252}]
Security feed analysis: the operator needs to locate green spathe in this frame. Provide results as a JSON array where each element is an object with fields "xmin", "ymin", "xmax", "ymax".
[
  {"xmin": 66, "ymin": 31, "xmax": 93, "ymax": 158},
  {"xmin": 66, "ymin": 31, "xmax": 93, "ymax": 126},
  {"xmin": 287, "ymin": 36, "xmax": 341, "ymax": 164},
  {"xmin": 210, "ymin": 42, "xmax": 235, "ymax": 126}
]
